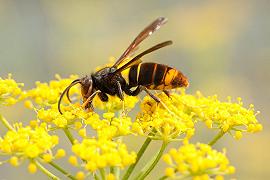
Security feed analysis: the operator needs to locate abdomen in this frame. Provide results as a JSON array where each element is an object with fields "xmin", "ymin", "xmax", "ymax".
[{"xmin": 127, "ymin": 63, "xmax": 189, "ymax": 90}]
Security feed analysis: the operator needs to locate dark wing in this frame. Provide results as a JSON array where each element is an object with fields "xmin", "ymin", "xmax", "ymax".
[
  {"xmin": 113, "ymin": 41, "xmax": 173, "ymax": 74},
  {"xmin": 112, "ymin": 17, "xmax": 168, "ymax": 68}
]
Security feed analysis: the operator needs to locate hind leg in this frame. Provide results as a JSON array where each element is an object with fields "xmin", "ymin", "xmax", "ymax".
[
  {"xmin": 140, "ymin": 86, "xmax": 161, "ymax": 103},
  {"xmin": 163, "ymin": 90, "xmax": 171, "ymax": 98}
]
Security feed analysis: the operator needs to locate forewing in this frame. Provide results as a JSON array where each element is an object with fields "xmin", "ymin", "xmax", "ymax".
[
  {"xmin": 113, "ymin": 41, "xmax": 172, "ymax": 74},
  {"xmin": 112, "ymin": 17, "xmax": 168, "ymax": 68}
]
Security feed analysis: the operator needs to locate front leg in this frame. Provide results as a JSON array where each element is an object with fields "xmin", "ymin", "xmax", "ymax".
[
  {"xmin": 81, "ymin": 90, "xmax": 100, "ymax": 109},
  {"xmin": 116, "ymin": 81, "xmax": 127, "ymax": 116}
]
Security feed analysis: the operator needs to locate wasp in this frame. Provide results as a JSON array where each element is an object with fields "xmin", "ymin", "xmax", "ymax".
[{"xmin": 58, "ymin": 17, "xmax": 189, "ymax": 114}]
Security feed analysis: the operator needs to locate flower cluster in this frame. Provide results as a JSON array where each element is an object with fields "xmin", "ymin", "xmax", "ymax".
[
  {"xmin": 133, "ymin": 93, "xmax": 195, "ymax": 142},
  {"xmin": 37, "ymin": 104, "xmax": 89, "ymax": 128},
  {"xmin": 0, "ymin": 74, "xmax": 24, "ymax": 106},
  {"xmin": 93, "ymin": 94, "xmax": 138, "ymax": 113},
  {"xmin": 163, "ymin": 143, "xmax": 235, "ymax": 179},
  {"xmin": 179, "ymin": 91, "xmax": 263, "ymax": 139},
  {"xmin": 133, "ymin": 90, "xmax": 262, "ymax": 142},
  {"xmin": 0, "ymin": 73, "xmax": 263, "ymax": 180},
  {"xmin": 0, "ymin": 123, "xmax": 60, "ymax": 164},
  {"xmin": 24, "ymin": 74, "xmax": 80, "ymax": 107},
  {"xmin": 71, "ymin": 138, "xmax": 136, "ymax": 172},
  {"xmin": 86, "ymin": 112, "xmax": 133, "ymax": 140}
]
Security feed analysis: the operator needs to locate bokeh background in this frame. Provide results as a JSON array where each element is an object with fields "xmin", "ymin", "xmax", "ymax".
[{"xmin": 0, "ymin": 0, "xmax": 269, "ymax": 179}]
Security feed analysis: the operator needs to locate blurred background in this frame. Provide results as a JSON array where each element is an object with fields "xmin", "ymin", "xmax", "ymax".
[{"xmin": 0, "ymin": 0, "xmax": 269, "ymax": 179}]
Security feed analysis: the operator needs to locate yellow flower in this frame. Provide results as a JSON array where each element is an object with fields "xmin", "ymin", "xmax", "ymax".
[
  {"xmin": 71, "ymin": 138, "xmax": 136, "ymax": 172},
  {"xmin": 86, "ymin": 112, "xmax": 133, "ymax": 140},
  {"xmin": 37, "ymin": 103, "xmax": 91, "ymax": 128},
  {"xmin": 0, "ymin": 74, "xmax": 24, "ymax": 106},
  {"xmin": 134, "ymin": 90, "xmax": 262, "ymax": 141},
  {"xmin": 28, "ymin": 162, "xmax": 37, "ymax": 174},
  {"xmin": 68, "ymin": 155, "xmax": 78, "ymax": 166},
  {"xmin": 42, "ymin": 153, "xmax": 53, "ymax": 163},
  {"xmin": 165, "ymin": 167, "xmax": 175, "ymax": 177},
  {"xmin": 106, "ymin": 173, "xmax": 115, "ymax": 180},
  {"xmin": 76, "ymin": 171, "xmax": 85, "ymax": 180},
  {"xmin": 0, "ymin": 70, "xmax": 263, "ymax": 179},
  {"xmin": 163, "ymin": 143, "xmax": 235, "ymax": 179},
  {"xmin": 133, "ymin": 92, "xmax": 195, "ymax": 142},
  {"xmin": 93, "ymin": 93, "xmax": 138, "ymax": 112},
  {"xmin": 188, "ymin": 91, "xmax": 262, "ymax": 137},
  {"xmin": 9, "ymin": 156, "xmax": 19, "ymax": 167},
  {"xmin": 0, "ymin": 123, "xmax": 58, "ymax": 159},
  {"xmin": 24, "ymin": 74, "xmax": 80, "ymax": 106},
  {"xmin": 55, "ymin": 149, "xmax": 66, "ymax": 159},
  {"xmin": 78, "ymin": 128, "xmax": 87, "ymax": 138}
]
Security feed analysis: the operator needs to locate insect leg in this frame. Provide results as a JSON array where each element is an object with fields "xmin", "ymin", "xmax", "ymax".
[
  {"xmin": 163, "ymin": 90, "xmax": 171, "ymax": 98},
  {"xmin": 81, "ymin": 90, "xmax": 100, "ymax": 109},
  {"xmin": 116, "ymin": 81, "xmax": 124, "ymax": 101},
  {"xmin": 141, "ymin": 86, "xmax": 176, "ymax": 116},
  {"xmin": 116, "ymin": 81, "xmax": 127, "ymax": 116},
  {"xmin": 140, "ymin": 86, "xmax": 161, "ymax": 103},
  {"xmin": 98, "ymin": 92, "xmax": 109, "ymax": 102},
  {"xmin": 124, "ymin": 85, "xmax": 142, "ymax": 96}
]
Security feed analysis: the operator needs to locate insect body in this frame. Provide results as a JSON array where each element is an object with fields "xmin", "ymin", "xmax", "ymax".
[
  {"xmin": 126, "ymin": 62, "xmax": 188, "ymax": 91},
  {"xmin": 58, "ymin": 17, "xmax": 189, "ymax": 114}
]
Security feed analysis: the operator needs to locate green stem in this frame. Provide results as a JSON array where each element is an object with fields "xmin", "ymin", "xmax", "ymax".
[
  {"xmin": 137, "ymin": 141, "xmax": 168, "ymax": 180},
  {"xmin": 48, "ymin": 161, "xmax": 76, "ymax": 180},
  {"xmin": 208, "ymin": 130, "xmax": 226, "ymax": 146},
  {"xmin": 34, "ymin": 160, "xmax": 60, "ymax": 180},
  {"xmin": 0, "ymin": 114, "xmax": 14, "ymax": 131},
  {"xmin": 122, "ymin": 137, "xmax": 152, "ymax": 180},
  {"xmin": 99, "ymin": 168, "xmax": 106, "ymax": 180},
  {"xmin": 63, "ymin": 127, "xmax": 75, "ymax": 145},
  {"xmin": 159, "ymin": 175, "xmax": 168, "ymax": 180},
  {"xmin": 110, "ymin": 166, "xmax": 115, "ymax": 174},
  {"xmin": 94, "ymin": 173, "xmax": 101, "ymax": 180},
  {"xmin": 110, "ymin": 166, "xmax": 120, "ymax": 179}
]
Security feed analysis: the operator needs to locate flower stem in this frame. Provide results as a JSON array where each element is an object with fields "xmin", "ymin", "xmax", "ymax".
[
  {"xmin": 122, "ymin": 137, "xmax": 152, "ymax": 180},
  {"xmin": 136, "ymin": 141, "xmax": 168, "ymax": 180},
  {"xmin": 208, "ymin": 130, "xmax": 226, "ymax": 146},
  {"xmin": 34, "ymin": 160, "xmax": 60, "ymax": 180},
  {"xmin": 110, "ymin": 166, "xmax": 115, "ymax": 174},
  {"xmin": 94, "ymin": 173, "xmax": 101, "ymax": 180},
  {"xmin": 99, "ymin": 168, "xmax": 106, "ymax": 180},
  {"xmin": 159, "ymin": 175, "xmax": 168, "ymax": 180},
  {"xmin": 63, "ymin": 127, "xmax": 75, "ymax": 145},
  {"xmin": 0, "ymin": 114, "xmax": 14, "ymax": 131},
  {"xmin": 48, "ymin": 161, "xmax": 76, "ymax": 180},
  {"xmin": 110, "ymin": 166, "xmax": 120, "ymax": 179}
]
